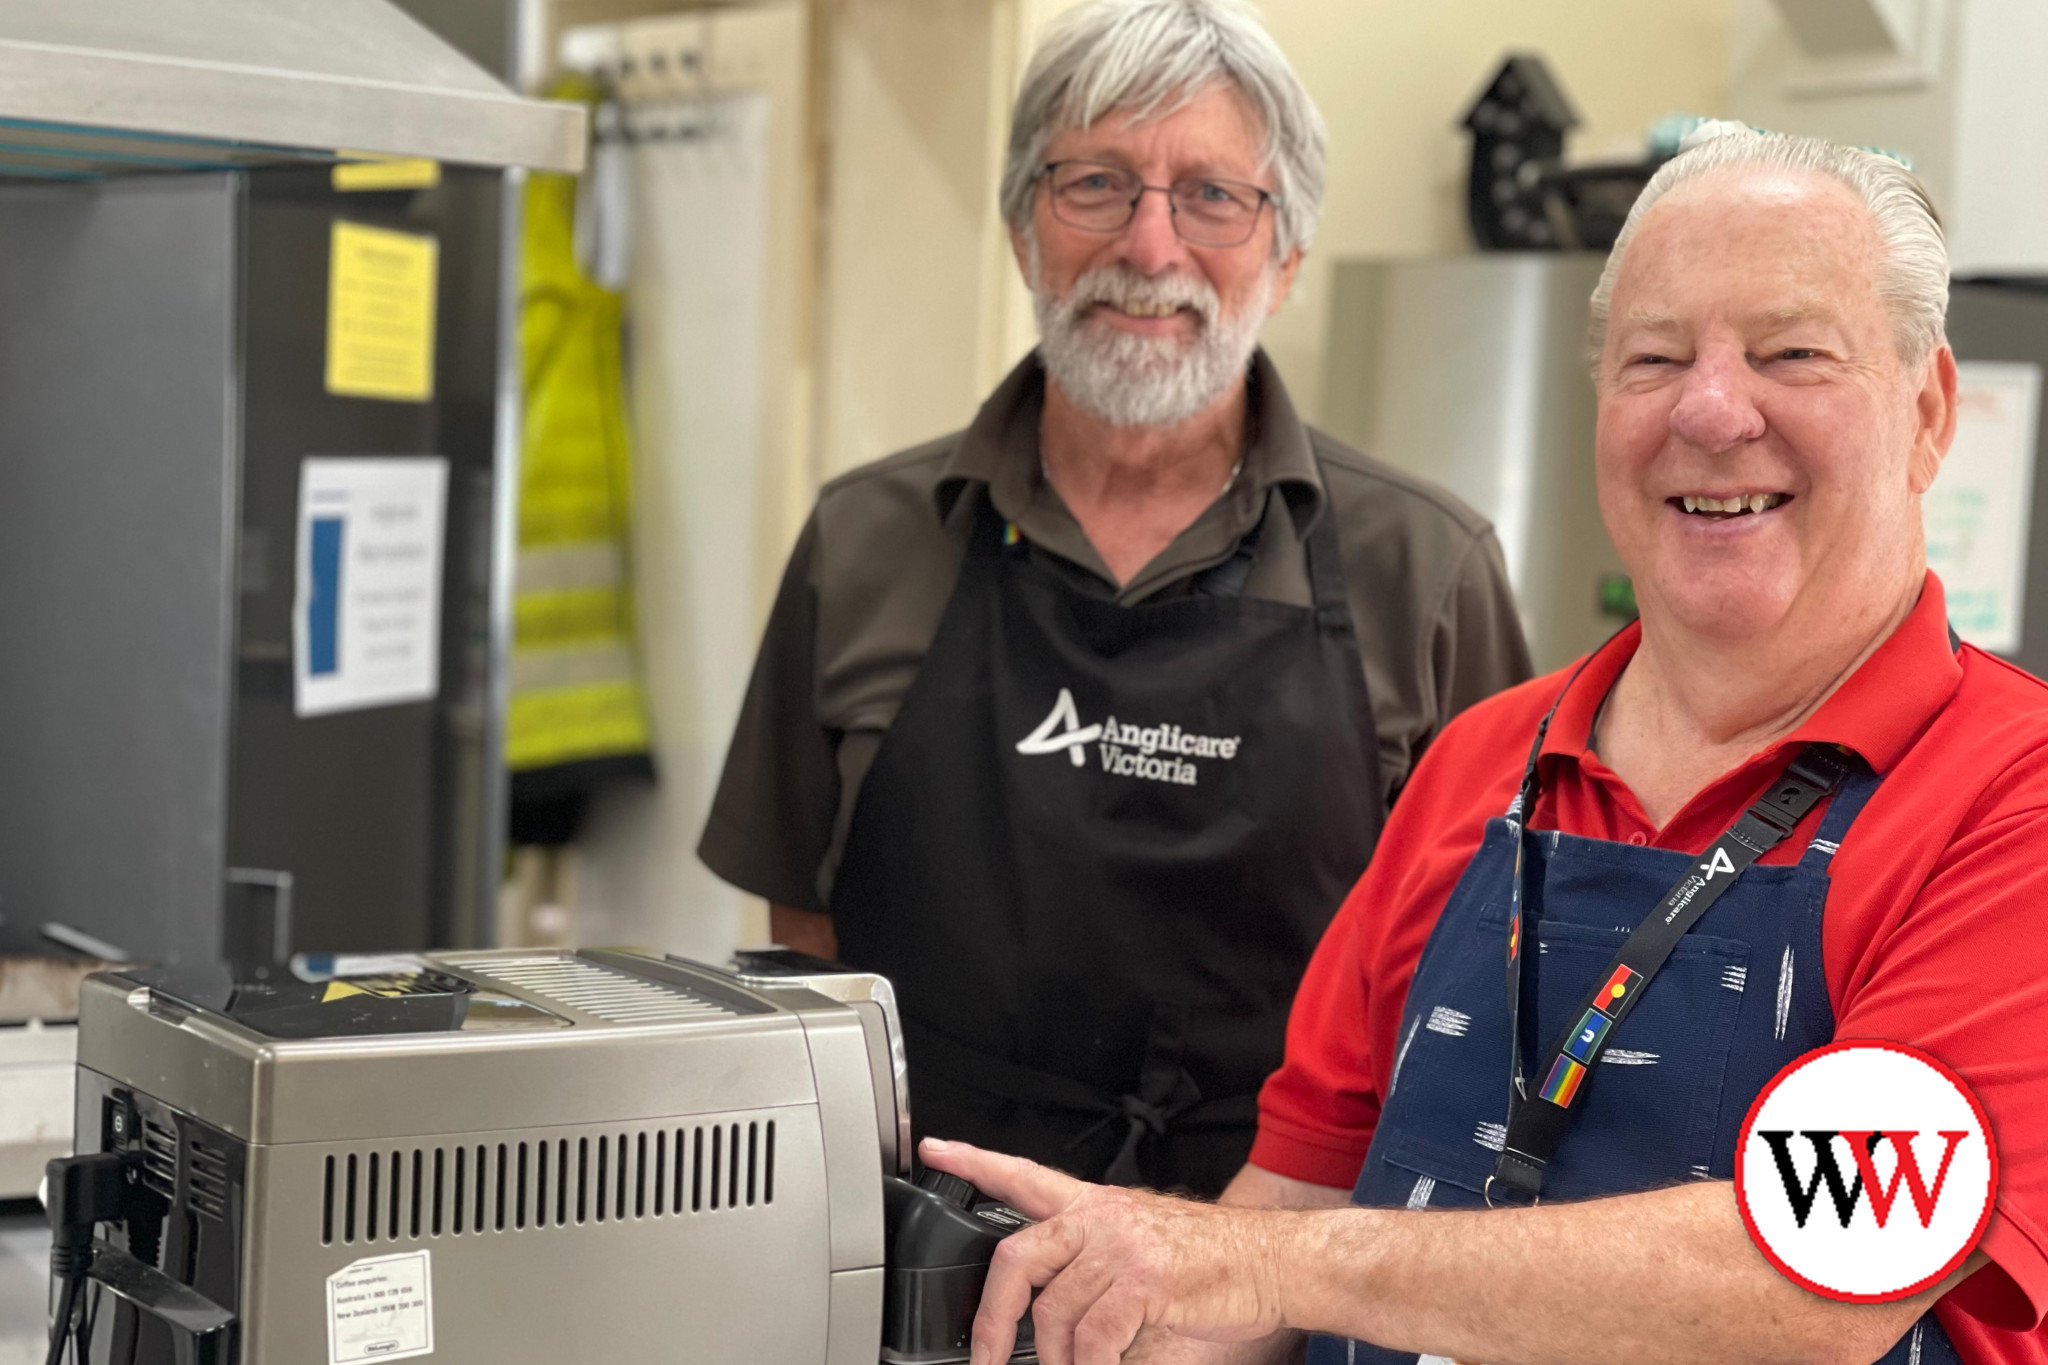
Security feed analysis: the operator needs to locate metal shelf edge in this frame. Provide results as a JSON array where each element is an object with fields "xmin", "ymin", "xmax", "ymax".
[{"xmin": 0, "ymin": 43, "xmax": 587, "ymax": 175}]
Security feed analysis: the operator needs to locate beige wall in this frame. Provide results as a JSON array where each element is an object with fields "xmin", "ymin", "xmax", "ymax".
[
  {"xmin": 818, "ymin": 0, "xmax": 1733, "ymax": 479},
  {"xmin": 1258, "ymin": 0, "xmax": 1731, "ymax": 421},
  {"xmin": 815, "ymin": 0, "xmax": 1012, "ymax": 476}
]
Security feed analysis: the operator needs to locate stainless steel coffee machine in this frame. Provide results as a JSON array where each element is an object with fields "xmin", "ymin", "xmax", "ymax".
[{"xmin": 48, "ymin": 948, "xmax": 1031, "ymax": 1364}]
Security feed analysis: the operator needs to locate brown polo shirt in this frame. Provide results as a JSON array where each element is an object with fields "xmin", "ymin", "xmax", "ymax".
[{"xmin": 699, "ymin": 349, "xmax": 1533, "ymax": 913}]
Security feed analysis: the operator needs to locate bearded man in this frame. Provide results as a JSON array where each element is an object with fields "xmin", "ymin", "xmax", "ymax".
[{"xmin": 699, "ymin": 0, "xmax": 1528, "ymax": 1196}]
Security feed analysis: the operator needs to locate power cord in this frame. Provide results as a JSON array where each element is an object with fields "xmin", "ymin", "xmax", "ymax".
[{"xmin": 43, "ymin": 1153, "xmax": 127, "ymax": 1365}]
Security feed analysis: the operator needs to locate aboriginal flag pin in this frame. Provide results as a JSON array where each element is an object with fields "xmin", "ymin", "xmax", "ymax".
[{"xmin": 1593, "ymin": 964, "xmax": 1642, "ymax": 1018}]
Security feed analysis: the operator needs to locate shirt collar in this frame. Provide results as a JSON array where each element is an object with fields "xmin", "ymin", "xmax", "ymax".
[
  {"xmin": 1538, "ymin": 571, "xmax": 1963, "ymax": 780},
  {"xmin": 933, "ymin": 347, "xmax": 1326, "ymax": 528}
]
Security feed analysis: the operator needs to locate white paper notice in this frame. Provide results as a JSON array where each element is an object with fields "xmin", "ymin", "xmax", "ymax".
[
  {"xmin": 326, "ymin": 1250, "xmax": 433, "ymax": 1365},
  {"xmin": 294, "ymin": 457, "xmax": 450, "ymax": 716},
  {"xmin": 1925, "ymin": 362, "xmax": 2042, "ymax": 653}
]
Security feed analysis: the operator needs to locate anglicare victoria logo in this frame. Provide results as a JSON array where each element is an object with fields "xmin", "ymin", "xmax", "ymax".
[
  {"xmin": 1014, "ymin": 687, "xmax": 1241, "ymax": 787},
  {"xmin": 1734, "ymin": 1040, "xmax": 1996, "ymax": 1303}
]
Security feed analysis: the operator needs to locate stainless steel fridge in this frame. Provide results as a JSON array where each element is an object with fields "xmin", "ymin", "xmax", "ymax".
[
  {"xmin": 0, "ymin": 166, "xmax": 506, "ymax": 963},
  {"xmin": 0, "ymin": 0, "xmax": 566, "ymax": 966},
  {"xmin": 1322, "ymin": 253, "xmax": 1623, "ymax": 673}
]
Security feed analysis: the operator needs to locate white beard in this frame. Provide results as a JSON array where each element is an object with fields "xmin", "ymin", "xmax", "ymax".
[{"xmin": 1031, "ymin": 255, "xmax": 1273, "ymax": 429}]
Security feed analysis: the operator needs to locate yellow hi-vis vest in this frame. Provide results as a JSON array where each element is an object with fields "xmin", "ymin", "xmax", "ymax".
[{"xmin": 506, "ymin": 106, "xmax": 653, "ymax": 775}]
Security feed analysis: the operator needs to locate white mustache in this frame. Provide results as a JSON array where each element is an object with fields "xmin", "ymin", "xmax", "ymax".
[
  {"xmin": 1029, "ymin": 241, "xmax": 1271, "ymax": 428},
  {"xmin": 1056, "ymin": 266, "xmax": 1221, "ymax": 331}
]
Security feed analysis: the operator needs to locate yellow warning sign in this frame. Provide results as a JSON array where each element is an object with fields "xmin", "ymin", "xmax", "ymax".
[
  {"xmin": 326, "ymin": 220, "xmax": 438, "ymax": 403},
  {"xmin": 333, "ymin": 152, "xmax": 442, "ymax": 193},
  {"xmin": 322, "ymin": 975, "xmax": 430, "ymax": 1002}
]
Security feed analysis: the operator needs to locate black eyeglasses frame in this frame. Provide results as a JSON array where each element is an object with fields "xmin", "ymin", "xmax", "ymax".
[{"xmin": 1033, "ymin": 159, "xmax": 1281, "ymax": 248}]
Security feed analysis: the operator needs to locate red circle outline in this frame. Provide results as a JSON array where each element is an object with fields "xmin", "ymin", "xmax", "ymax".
[{"xmin": 1733, "ymin": 1038, "xmax": 1998, "ymax": 1303}]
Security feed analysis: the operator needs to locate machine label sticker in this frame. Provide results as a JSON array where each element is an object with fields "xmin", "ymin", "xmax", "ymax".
[
  {"xmin": 1015, "ymin": 687, "xmax": 1241, "ymax": 787},
  {"xmin": 1735, "ymin": 1041, "xmax": 1996, "ymax": 1303},
  {"xmin": 327, "ymin": 1249, "xmax": 434, "ymax": 1364}
]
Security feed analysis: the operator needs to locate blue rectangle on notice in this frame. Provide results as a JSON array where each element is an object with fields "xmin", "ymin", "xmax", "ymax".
[{"xmin": 308, "ymin": 516, "xmax": 344, "ymax": 676}]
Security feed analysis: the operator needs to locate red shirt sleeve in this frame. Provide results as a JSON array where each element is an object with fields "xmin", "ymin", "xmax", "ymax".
[
  {"xmin": 1831, "ymin": 740, "xmax": 2048, "ymax": 1334},
  {"xmin": 1252, "ymin": 694, "xmax": 1529, "ymax": 1187}
]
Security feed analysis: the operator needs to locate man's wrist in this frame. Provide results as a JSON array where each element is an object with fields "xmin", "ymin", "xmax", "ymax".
[{"xmin": 1270, "ymin": 1205, "xmax": 1384, "ymax": 1338}]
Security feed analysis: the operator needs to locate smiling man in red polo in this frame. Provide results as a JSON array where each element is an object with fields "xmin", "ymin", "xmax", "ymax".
[{"xmin": 920, "ymin": 125, "xmax": 2048, "ymax": 1365}]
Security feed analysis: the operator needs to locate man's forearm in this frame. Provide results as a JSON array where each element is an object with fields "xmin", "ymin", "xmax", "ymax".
[
  {"xmin": 1279, "ymin": 1181, "xmax": 1959, "ymax": 1365},
  {"xmin": 1219, "ymin": 1162, "xmax": 1355, "ymax": 1213},
  {"xmin": 1129, "ymin": 1165, "xmax": 1351, "ymax": 1365},
  {"xmin": 1220, "ymin": 1163, "xmax": 1351, "ymax": 1362}
]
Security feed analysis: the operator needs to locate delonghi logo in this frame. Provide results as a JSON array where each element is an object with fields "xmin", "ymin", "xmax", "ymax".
[
  {"xmin": 1014, "ymin": 687, "xmax": 1240, "ymax": 787},
  {"xmin": 1734, "ymin": 1041, "xmax": 1996, "ymax": 1303}
]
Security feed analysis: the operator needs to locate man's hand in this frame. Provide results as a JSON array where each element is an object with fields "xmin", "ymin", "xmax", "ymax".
[
  {"xmin": 920, "ymin": 1138, "xmax": 1297, "ymax": 1365},
  {"xmin": 927, "ymin": 1136, "xmax": 1982, "ymax": 1365},
  {"xmin": 769, "ymin": 903, "xmax": 838, "ymax": 959}
]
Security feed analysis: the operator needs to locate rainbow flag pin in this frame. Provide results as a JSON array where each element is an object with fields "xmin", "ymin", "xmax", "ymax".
[{"xmin": 1540, "ymin": 1055, "xmax": 1587, "ymax": 1108}]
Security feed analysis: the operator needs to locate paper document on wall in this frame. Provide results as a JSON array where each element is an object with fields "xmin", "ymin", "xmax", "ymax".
[
  {"xmin": 326, "ymin": 220, "xmax": 438, "ymax": 402},
  {"xmin": 294, "ymin": 457, "xmax": 449, "ymax": 717},
  {"xmin": 1925, "ymin": 361, "xmax": 2041, "ymax": 654}
]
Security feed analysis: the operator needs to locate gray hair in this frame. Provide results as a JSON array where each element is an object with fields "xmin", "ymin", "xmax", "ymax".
[
  {"xmin": 1588, "ymin": 123, "xmax": 1949, "ymax": 371},
  {"xmin": 999, "ymin": 0, "xmax": 1327, "ymax": 259}
]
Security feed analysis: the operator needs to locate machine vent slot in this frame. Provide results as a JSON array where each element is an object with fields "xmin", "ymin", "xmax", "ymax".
[
  {"xmin": 138, "ymin": 1116, "xmax": 178, "ymax": 1200},
  {"xmin": 438, "ymin": 954, "xmax": 739, "ymax": 1024},
  {"xmin": 188, "ymin": 1140, "xmax": 231, "ymax": 1221},
  {"xmin": 365, "ymin": 1150, "xmax": 380, "ymax": 1241},
  {"xmin": 680, "ymin": 1121, "xmax": 775, "ymax": 1212},
  {"xmin": 319, "ymin": 1121, "xmax": 776, "ymax": 1245}
]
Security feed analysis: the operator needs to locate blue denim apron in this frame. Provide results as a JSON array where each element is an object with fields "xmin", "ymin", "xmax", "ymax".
[{"xmin": 1306, "ymin": 752, "xmax": 1959, "ymax": 1364}]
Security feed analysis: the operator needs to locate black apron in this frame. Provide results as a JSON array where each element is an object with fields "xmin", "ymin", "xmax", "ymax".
[{"xmin": 829, "ymin": 475, "xmax": 1384, "ymax": 1195}]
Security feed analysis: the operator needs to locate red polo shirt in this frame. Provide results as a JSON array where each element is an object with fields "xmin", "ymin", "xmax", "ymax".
[{"xmin": 1255, "ymin": 574, "xmax": 2048, "ymax": 1358}]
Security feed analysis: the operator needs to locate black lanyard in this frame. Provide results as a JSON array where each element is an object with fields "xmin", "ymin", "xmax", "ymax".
[{"xmin": 1484, "ymin": 666, "xmax": 1851, "ymax": 1207}]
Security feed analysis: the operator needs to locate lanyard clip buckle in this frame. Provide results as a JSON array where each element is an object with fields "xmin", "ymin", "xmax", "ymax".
[
  {"xmin": 1484, "ymin": 1148, "xmax": 1545, "ymax": 1208},
  {"xmin": 1753, "ymin": 747, "xmax": 1850, "ymax": 832}
]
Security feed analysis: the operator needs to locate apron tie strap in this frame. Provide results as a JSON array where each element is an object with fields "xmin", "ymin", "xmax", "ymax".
[
  {"xmin": 1091, "ymin": 1058, "xmax": 1205, "ymax": 1187},
  {"xmin": 1100, "ymin": 1088, "xmax": 1189, "ymax": 1187},
  {"xmin": 903, "ymin": 1016, "xmax": 1253, "ymax": 1187}
]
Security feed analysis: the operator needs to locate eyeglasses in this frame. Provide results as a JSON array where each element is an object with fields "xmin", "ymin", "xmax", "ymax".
[{"xmin": 1036, "ymin": 160, "xmax": 1279, "ymax": 248}]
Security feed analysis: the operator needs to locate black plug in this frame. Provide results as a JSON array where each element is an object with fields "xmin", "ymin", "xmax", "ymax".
[
  {"xmin": 44, "ymin": 1152, "xmax": 126, "ymax": 1365},
  {"xmin": 45, "ymin": 1152, "xmax": 126, "ymax": 1278}
]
